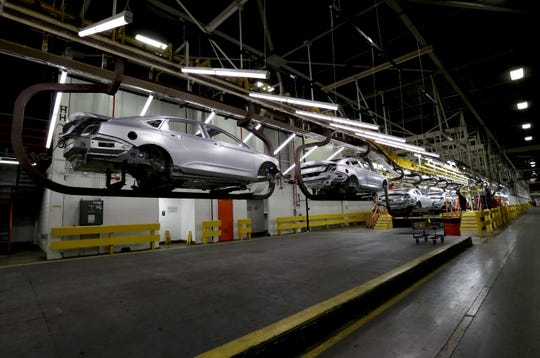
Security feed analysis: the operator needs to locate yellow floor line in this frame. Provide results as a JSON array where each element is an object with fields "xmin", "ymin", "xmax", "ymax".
[{"xmin": 196, "ymin": 238, "xmax": 471, "ymax": 357}]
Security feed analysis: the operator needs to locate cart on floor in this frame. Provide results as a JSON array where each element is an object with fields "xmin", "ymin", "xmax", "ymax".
[{"xmin": 411, "ymin": 209, "xmax": 445, "ymax": 244}]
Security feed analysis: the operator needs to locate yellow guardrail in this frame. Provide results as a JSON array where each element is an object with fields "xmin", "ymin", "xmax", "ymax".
[
  {"xmin": 50, "ymin": 223, "xmax": 160, "ymax": 254},
  {"xmin": 201, "ymin": 220, "xmax": 221, "ymax": 244},
  {"xmin": 460, "ymin": 203, "xmax": 531, "ymax": 237},
  {"xmin": 237, "ymin": 218, "xmax": 252, "ymax": 240},
  {"xmin": 276, "ymin": 212, "xmax": 368, "ymax": 235}
]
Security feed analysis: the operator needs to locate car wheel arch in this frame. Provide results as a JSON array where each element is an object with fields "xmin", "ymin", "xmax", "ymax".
[{"xmin": 258, "ymin": 161, "xmax": 279, "ymax": 177}]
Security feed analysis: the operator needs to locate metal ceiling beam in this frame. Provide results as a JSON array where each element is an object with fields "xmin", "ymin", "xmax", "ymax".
[
  {"xmin": 505, "ymin": 145, "xmax": 540, "ymax": 153},
  {"xmin": 320, "ymin": 46, "xmax": 434, "ymax": 92},
  {"xmin": 384, "ymin": 0, "xmax": 518, "ymax": 173},
  {"xmin": 406, "ymin": 0, "xmax": 533, "ymax": 14},
  {"xmin": 205, "ymin": 0, "xmax": 249, "ymax": 33}
]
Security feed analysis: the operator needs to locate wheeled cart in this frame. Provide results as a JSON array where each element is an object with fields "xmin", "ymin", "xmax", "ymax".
[{"xmin": 411, "ymin": 210, "xmax": 445, "ymax": 244}]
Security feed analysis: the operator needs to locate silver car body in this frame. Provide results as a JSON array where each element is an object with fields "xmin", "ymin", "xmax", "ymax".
[
  {"xmin": 378, "ymin": 187, "xmax": 434, "ymax": 214},
  {"xmin": 59, "ymin": 112, "xmax": 280, "ymax": 190},
  {"xmin": 300, "ymin": 157, "xmax": 387, "ymax": 194}
]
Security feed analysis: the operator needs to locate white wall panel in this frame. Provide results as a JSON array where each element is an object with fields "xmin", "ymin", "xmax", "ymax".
[
  {"xmin": 267, "ymin": 183, "xmax": 296, "ymax": 235},
  {"xmin": 158, "ymin": 198, "xmax": 195, "ymax": 243},
  {"xmin": 233, "ymin": 200, "xmax": 248, "ymax": 240}
]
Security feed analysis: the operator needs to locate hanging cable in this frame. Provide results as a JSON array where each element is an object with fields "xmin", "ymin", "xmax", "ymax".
[
  {"xmin": 238, "ymin": 6, "xmax": 243, "ymax": 69},
  {"xmin": 416, "ymin": 37, "xmax": 425, "ymax": 135},
  {"xmin": 329, "ymin": 1, "xmax": 337, "ymax": 104}
]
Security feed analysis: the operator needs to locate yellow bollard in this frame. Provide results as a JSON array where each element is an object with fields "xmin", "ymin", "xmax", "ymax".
[
  {"xmin": 165, "ymin": 230, "xmax": 171, "ymax": 245},
  {"xmin": 186, "ymin": 231, "xmax": 192, "ymax": 245}
]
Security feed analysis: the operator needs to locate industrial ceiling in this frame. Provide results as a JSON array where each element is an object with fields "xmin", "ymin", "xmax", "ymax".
[{"xmin": 0, "ymin": 0, "xmax": 538, "ymax": 192}]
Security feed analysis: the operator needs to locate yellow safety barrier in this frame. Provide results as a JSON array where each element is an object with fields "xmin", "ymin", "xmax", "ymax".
[
  {"xmin": 50, "ymin": 223, "xmax": 160, "ymax": 255},
  {"xmin": 201, "ymin": 220, "xmax": 221, "ymax": 244},
  {"xmin": 276, "ymin": 212, "xmax": 368, "ymax": 235},
  {"xmin": 237, "ymin": 218, "xmax": 252, "ymax": 240},
  {"xmin": 165, "ymin": 230, "xmax": 171, "ymax": 245},
  {"xmin": 460, "ymin": 210, "xmax": 492, "ymax": 237},
  {"xmin": 460, "ymin": 203, "xmax": 531, "ymax": 237},
  {"xmin": 186, "ymin": 231, "xmax": 193, "ymax": 245}
]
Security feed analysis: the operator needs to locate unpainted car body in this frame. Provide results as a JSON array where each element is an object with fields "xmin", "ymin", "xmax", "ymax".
[
  {"xmin": 378, "ymin": 187, "xmax": 433, "ymax": 215},
  {"xmin": 432, "ymin": 192, "xmax": 458, "ymax": 212},
  {"xmin": 58, "ymin": 112, "xmax": 280, "ymax": 192},
  {"xmin": 300, "ymin": 157, "xmax": 387, "ymax": 196}
]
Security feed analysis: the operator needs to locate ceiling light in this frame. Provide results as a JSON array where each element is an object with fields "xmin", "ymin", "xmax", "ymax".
[
  {"xmin": 354, "ymin": 129, "xmax": 407, "ymax": 143},
  {"xmin": 510, "ymin": 68, "xmax": 524, "ymax": 81},
  {"xmin": 140, "ymin": 95, "xmax": 153, "ymax": 116},
  {"xmin": 522, "ymin": 123, "xmax": 532, "ymax": 129},
  {"xmin": 273, "ymin": 133, "xmax": 296, "ymax": 155},
  {"xmin": 326, "ymin": 147, "xmax": 345, "ymax": 161},
  {"xmin": 242, "ymin": 123, "xmax": 262, "ymax": 143},
  {"xmin": 282, "ymin": 146, "xmax": 318, "ymax": 175},
  {"xmin": 135, "ymin": 34, "xmax": 168, "ymax": 50},
  {"xmin": 46, "ymin": 70, "xmax": 68, "ymax": 149},
  {"xmin": 251, "ymin": 93, "xmax": 339, "ymax": 111},
  {"xmin": 182, "ymin": 67, "xmax": 269, "ymax": 79},
  {"xmin": 374, "ymin": 137, "xmax": 440, "ymax": 158},
  {"xmin": 204, "ymin": 111, "xmax": 216, "ymax": 123},
  {"xmin": 0, "ymin": 159, "xmax": 19, "ymax": 165},
  {"xmin": 525, "ymin": 136, "xmax": 533, "ymax": 141},
  {"xmin": 296, "ymin": 110, "xmax": 377, "ymax": 130},
  {"xmin": 516, "ymin": 101, "xmax": 528, "ymax": 110},
  {"xmin": 328, "ymin": 123, "xmax": 405, "ymax": 144},
  {"xmin": 78, "ymin": 10, "xmax": 133, "ymax": 37}
]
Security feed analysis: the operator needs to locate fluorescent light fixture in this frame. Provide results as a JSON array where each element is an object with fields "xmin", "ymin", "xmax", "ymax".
[
  {"xmin": 295, "ymin": 110, "xmax": 378, "ymax": 130},
  {"xmin": 273, "ymin": 133, "xmax": 296, "ymax": 155},
  {"xmin": 135, "ymin": 34, "xmax": 168, "ymax": 50},
  {"xmin": 282, "ymin": 164, "xmax": 296, "ymax": 176},
  {"xmin": 522, "ymin": 123, "xmax": 532, "ymax": 129},
  {"xmin": 250, "ymin": 93, "xmax": 339, "ymax": 111},
  {"xmin": 517, "ymin": 101, "xmax": 528, "ymax": 110},
  {"xmin": 78, "ymin": 10, "xmax": 133, "ymax": 37},
  {"xmin": 0, "ymin": 159, "xmax": 19, "ymax": 165},
  {"xmin": 140, "ymin": 95, "xmax": 153, "ymax": 116},
  {"xmin": 423, "ymin": 161, "xmax": 468, "ymax": 182},
  {"xmin": 510, "ymin": 68, "xmax": 524, "ymax": 81},
  {"xmin": 374, "ymin": 137, "xmax": 440, "ymax": 158},
  {"xmin": 326, "ymin": 147, "xmax": 345, "ymax": 161},
  {"xmin": 525, "ymin": 136, "xmax": 533, "ymax": 141},
  {"xmin": 46, "ymin": 70, "xmax": 68, "ymax": 149},
  {"xmin": 204, "ymin": 111, "xmax": 216, "ymax": 124},
  {"xmin": 300, "ymin": 145, "xmax": 319, "ymax": 161},
  {"xmin": 353, "ymin": 129, "xmax": 407, "ymax": 143},
  {"xmin": 242, "ymin": 124, "xmax": 262, "ymax": 143},
  {"xmin": 283, "ymin": 145, "xmax": 319, "ymax": 175},
  {"xmin": 182, "ymin": 67, "xmax": 269, "ymax": 79}
]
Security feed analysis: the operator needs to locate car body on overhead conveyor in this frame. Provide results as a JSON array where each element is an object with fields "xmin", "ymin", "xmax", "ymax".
[
  {"xmin": 300, "ymin": 157, "xmax": 388, "ymax": 197},
  {"xmin": 377, "ymin": 186, "xmax": 434, "ymax": 216},
  {"xmin": 58, "ymin": 112, "xmax": 280, "ymax": 193}
]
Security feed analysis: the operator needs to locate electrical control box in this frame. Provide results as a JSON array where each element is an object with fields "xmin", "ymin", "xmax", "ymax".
[{"xmin": 79, "ymin": 199, "xmax": 103, "ymax": 226}]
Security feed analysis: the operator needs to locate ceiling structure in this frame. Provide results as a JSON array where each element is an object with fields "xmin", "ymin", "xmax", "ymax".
[{"xmin": 0, "ymin": 0, "xmax": 539, "ymax": 193}]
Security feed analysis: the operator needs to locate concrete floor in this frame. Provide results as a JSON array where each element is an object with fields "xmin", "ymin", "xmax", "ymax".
[{"xmin": 0, "ymin": 207, "xmax": 535, "ymax": 357}]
